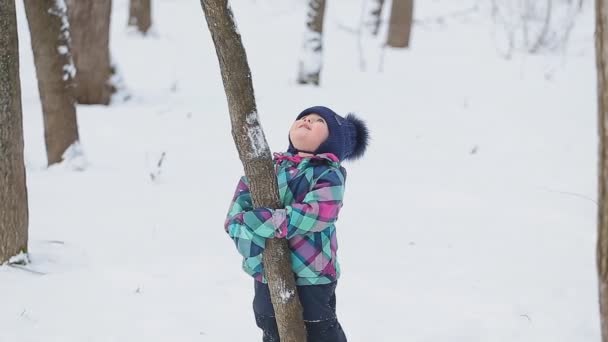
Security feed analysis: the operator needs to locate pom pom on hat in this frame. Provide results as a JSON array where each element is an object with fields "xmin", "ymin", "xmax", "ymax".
[
  {"xmin": 288, "ymin": 106, "xmax": 370, "ymax": 161},
  {"xmin": 344, "ymin": 113, "xmax": 369, "ymax": 160}
]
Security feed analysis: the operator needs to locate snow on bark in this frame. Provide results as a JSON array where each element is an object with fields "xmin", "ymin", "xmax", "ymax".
[
  {"xmin": 297, "ymin": 0, "xmax": 326, "ymax": 85},
  {"xmin": 246, "ymin": 111, "xmax": 269, "ymax": 159},
  {"xmin": 297, "ymin": 30, "xmax": 323, "ymax": 82},
  {"xmin": 48, "ymin": 0, "xmax": 76, "ymax": 82}
]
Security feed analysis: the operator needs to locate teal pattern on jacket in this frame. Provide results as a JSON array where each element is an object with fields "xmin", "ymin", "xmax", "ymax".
[{"xmin": 224, "ymin": 152, "xmax": 346, "ymax": 285}]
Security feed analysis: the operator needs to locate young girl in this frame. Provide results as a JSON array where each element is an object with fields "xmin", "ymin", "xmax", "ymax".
[{"xmin": 224, "ymin": 106, "xmax": 369, "ymax": 342}]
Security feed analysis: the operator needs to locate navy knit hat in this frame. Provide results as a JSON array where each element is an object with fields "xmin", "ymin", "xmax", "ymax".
[{"xmin": 287, "ymin": 106, "xmax": 369, "ymax": 161}]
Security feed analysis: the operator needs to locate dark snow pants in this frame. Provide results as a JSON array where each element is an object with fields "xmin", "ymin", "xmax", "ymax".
[{"xmin": 253, "ymin": 280, "xmax": 347, "ymax": 342}]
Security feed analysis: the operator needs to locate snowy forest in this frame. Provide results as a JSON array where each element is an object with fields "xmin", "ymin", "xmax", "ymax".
[{"xmin": 1, "ymin": 0, "xmax": 607, "ymax": 341}]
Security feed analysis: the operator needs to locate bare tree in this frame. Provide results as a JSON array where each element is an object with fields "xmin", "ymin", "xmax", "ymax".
[
  {"xmin": 24, "ymin": 0, "xmax": 80, "ymax": 166},
  {"xmin": 491, "ymin": 0, "xmax": 584, "ymax": 57},
  {"xmin": 297, "ymin": 0, "xmax": 327, "ymax": 86},
  {"xmin": 66, "ymin": 0, "xmax": 113, "ymax": 104},
  {"xmin": 0, "ymin": 0, "xmax": 29, "ymax": 264},
  {"xmin": 597, "ymin": 1, "xmax": 608, "ymax": 340},
  {"xmin": 369, "ymin": 0, "xmax": 386, "ymax": 36},
  {"xmin": 128, "ymin": 0, "xmax": 152, "ymax": 35},
  {"xmin": 200, "ymin": 1, "xmax": 307, "ymax": 341},
  {"xmin": 387, "ymin": 0, "xmax": 414, "ymax": 48}
]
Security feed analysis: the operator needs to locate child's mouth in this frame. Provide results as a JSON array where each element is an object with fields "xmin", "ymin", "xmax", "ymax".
[{"xmin": 298, "ymin": 123, "xmax": 311, "ymax": 130}]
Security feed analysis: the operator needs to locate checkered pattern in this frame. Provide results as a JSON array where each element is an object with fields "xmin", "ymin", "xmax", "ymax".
[{"xmin": 224, "ymin": 152, "xmax": 346, "ymax": 286}]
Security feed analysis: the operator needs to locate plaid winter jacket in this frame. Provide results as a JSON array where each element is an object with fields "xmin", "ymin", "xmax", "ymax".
[{"xmin": 224, "ymin": 152, "xmax": 346, "ymax": 286}]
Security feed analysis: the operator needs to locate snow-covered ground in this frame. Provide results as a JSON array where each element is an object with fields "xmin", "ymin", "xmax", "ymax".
[{"xmin": 0, "ymin": 0, "xmax": 599, "ymax": 341}]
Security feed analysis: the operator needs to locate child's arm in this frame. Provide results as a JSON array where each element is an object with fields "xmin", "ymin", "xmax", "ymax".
[
  {"xmin": 224, "ymin": 176, "xmax": 270, "ymax": 257},
  {"xmin": 275, "ymin": 168, "xmax": 344, "ymax": 239},
  {"xmin": 224, "ymin": 169, "xmax": 345, "ymax": 257}
]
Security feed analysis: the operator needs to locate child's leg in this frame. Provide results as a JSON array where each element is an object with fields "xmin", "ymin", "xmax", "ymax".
[
  {"xmin": 300, "ymin": 283, "xmax": 347, "ymax": 342},
  {"xmin": 253, "ymin": 280, "xmax": 348, "ymax": 341},
  {"xmin": 254, "ymin": 314, "xmax": 280, "ymax": 342},
  {"xmin": 305, "ymin": 319, "xmax": 347, "ymax": 342},
  {"xmin": 254, "ymin": 315, "xmax": 347, "ymax": 342}
]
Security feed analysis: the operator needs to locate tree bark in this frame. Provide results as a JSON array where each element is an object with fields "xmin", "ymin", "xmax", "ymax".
[
  {"xmin": 66, "ymin": 0, "xmax": 113, "ymax": 105},
  {"xmin": 597, "ymin": 1, "xmax": 608, "ymax": 340},
  {"xmin": 128, "ymin": 0, "xmax": 152, "ymax": 34},
  {"xmin": 24, "ymin": 0, "xmax": 80, "ymax": 166},
  {"xmin": 297, "ymin": 0, "xmax": 327, "ymax": 86},
  {"xmin": 0, "ymin": 0, "xmax": 29, "ymax": 264},
  {"xmin": 200, "ymin": 1, "xmax": 307, "ymax": 341},
  {"xmin": 387, "ymin": 0, "xmax": 414, "ymax": 48}
]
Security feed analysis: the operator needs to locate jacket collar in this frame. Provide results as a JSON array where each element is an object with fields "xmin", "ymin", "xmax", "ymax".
[{"xmin": 273, "ymin": 152, "xmax": 340, "ymax": 167}]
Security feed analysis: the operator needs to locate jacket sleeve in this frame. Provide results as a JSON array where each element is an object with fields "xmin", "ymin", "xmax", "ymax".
[
  {"xmin": 224, "ymin": 176, "xmax": 271, "ymax": 258},
  {"xmin": 275, "ymin": 168, "xmax": 344, "ymax": 239},
  {"xmin": 224, "ymin": 168, "xmax": 345, "ymax": 257}
]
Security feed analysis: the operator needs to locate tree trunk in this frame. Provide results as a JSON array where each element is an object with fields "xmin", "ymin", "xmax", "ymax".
[
  {"xmin": 199, "ymin": 1, "xmax": 307, "ymax": 341},
  {"xmin": 597, "ymin": 1, "xmax": 608, "ymax": 340},
  {"xmin": 369, "ymin": 0, "xmax": 385, "ymax": 36},
  {"xmin": 24, "ymin": 0, "xmax": 80, "ymax": 166},
  {"xmin": 386, "ymin": 0, "xmax": 414, "ymax": 48},
  {"xmin": 0, "ymin": 0, "xmax": 29, "ymax": 264},
  {"xmin": 66, "ymin": 0, "xmax": 113, "ymax": 105},
  {"xmin": 297, "ymin": 0, "xmax": 327, "ymax": 86},
  {"xmin": 128, "ymin": 0, "xmax": 151, "ymax": 34}
]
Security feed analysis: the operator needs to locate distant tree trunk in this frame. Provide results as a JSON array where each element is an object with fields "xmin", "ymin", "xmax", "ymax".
[
  {"xmin": 369, "ymin": 0, "xmax": 385, "ymax": 36},
  {"xmin": 0, "ymin": 0, "xmax": 29, "ymax": 264},
  {"xmin": 24, "ymin": 0, "xmax": 80, "ymax": 166},
  {"xmin": 387, "ymin": 0, "xmax": 414, "ymax": 48},
  {"xmin": 297, "ymin": 0, "xmax": 327, "ymax": 86},
  {"xmin": 200, "ymin": 1, "xmax": 307, "ymax": 342},
  {"xmin": 66, "ymin": 0, "xmax": 113, "ymax": 105},
  {"xmin": 128, "ymin": 0, "xmax": 151, "ymax": 34},
  {"xmin": 597, "ymin": 1, "xmax": 608, "ymax": 340}
]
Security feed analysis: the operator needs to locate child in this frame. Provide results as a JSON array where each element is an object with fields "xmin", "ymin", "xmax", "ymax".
[{"xmin": 224, "ymin": 106, "xmax": 369, "ymax": 341}]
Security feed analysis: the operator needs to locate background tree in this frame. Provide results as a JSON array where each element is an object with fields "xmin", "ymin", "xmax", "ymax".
[
  {"xmin": 24, "ymin": 0, "xmax": 80, "ymax": 166},
  {"xmin": 368, "ymin": 0, "xmax": 385, "ymax": 36},
  {"xmin": 128, "ymin": 0, "xmax": 152, "ymax": 35},
  {"xmin": 387, "ymin": 0, "xmax": 414, "ymax": 48},
  {"xmin": 297, "ymin": 0, "xmax": 327, "ymax": 86},
  {"xmin": 66, "ymin": 0, "xmax": 114, "ymax": 104},
  {"xmin": 0, "ymin": 0, "xmax": 29, "ymax": 264},
  {"xmin": 200, "ymin": 1, "xmax": 307, "ymax": 341},
  {"xmin": 491, "ymin": 0, "xmax": 584, "ymax": 58},
  {"xmin": 597, "ymin": 0, "xmax": 608, "ymax": 340}
]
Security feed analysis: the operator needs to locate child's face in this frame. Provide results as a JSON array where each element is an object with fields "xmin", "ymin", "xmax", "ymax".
[{"xmin": 289, "ymin": 113, "xmax": 329, "ymax": 153}]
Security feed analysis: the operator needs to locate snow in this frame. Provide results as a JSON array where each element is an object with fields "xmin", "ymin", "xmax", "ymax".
[
  {"xmin": 48, "ymin": 0, "xmax": 70, "ymax": 32},
  {"xmin": 56, "ymin": 45, "xmax": 68, "ymax": 55},
  {"xmin": 7, "ymin": 252, "xmax": 29, "ymax": 266},
  {"xmin": 246, "ymin": 111, "xmax": 269, "ymax": 158},
  {"xmin": 62, "ymin": 62, "xmax": 76, "ymax": 81},
  {"xmin": 57, "ymin": 141, "xmax": 88, "ymax": 172},
  {"xmin": 0, "ymin": 0, "xmax": 600, "ymax": 341},
  {"xmin": 48, "ymin": 0, "xmax": 76, "ymax": 82},
  {"xmin": 278, "ymin": 285, "xmax": 295, "ymax": 303}
]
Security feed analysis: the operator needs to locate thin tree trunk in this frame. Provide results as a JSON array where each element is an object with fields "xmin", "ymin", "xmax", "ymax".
[
  {"xmin": 387, "ymin": 0, "xmax": 414, "ymax": 48},
  {"xmin": 0, "ymin": 0, "xmax": 29, "ymax": 264},
  {"xmin": 200, "ymin": 1, "xmax": 307, "ymax": 341},
  {"xmin": 128, "ymin": 0, "xmax": 152, "ymax": 34},
  {"xmin": 297, "ymin": 0, "xmax": 327, "ymax": 86},
  {"xmin": 66, "ymin": 0, "xmax": 113, "ymax": 105},
  {"xmin": 24, "ymin": 0, "xmax": 80, "ymax": 166},
  {"xmin": 597, "ymin": 1, "xmax": 608, "ymax": 340},
  {"xmin": 370, "ymin": 0, "xmax": 385, "ymax": 36},
  {"xmin": 528, "ymin": 0, "xmax": 553, "ymax": 54}
]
